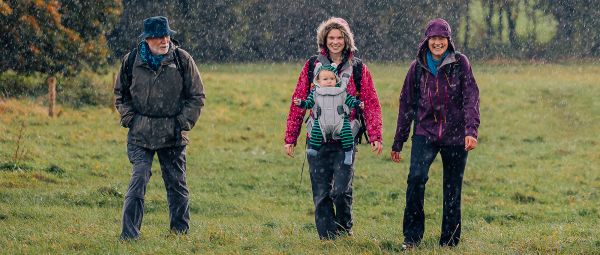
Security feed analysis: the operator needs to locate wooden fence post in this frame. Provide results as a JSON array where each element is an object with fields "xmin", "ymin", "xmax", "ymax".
[{"xmin": 48, "ymin": 76, "xmax": 56, "ymax": 117}]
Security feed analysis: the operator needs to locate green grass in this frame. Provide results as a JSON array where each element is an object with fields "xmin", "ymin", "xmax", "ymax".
[{"xmin": 0, "ymin": 62, "xmax": 599, "ymax": 254}]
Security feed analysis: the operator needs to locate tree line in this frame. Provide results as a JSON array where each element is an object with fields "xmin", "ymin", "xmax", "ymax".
[
  {"xmin": 1, "ymin": 0, "xmax": 599, "ymax": 77},
  {"xmin": 109, "ymin": 0, "xmax": 600, "ymax": 62}
]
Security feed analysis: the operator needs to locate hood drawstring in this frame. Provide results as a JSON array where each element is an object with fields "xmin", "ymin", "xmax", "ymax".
[
  {"xmin": 426, "ymin": 69, "xmax": 450, "ymax": 125},
  {"xmin": 443, "ymin": 72, "xmax": 451, "ymax": 124}
]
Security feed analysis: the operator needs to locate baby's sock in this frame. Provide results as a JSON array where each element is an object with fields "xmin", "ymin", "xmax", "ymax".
[{"xmin": 344, "ymin": 151, "xmax": 353, "ymax": 165}]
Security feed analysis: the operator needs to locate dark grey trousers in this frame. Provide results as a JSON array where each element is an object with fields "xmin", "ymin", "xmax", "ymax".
[
  {"xmin": 308, "ymin": 142, "xmax": 354, "ymax": 239},
  {"xmin": 403, "ymin": 135, "xmax": 468, "ymax": 246},
  {"xmin": 120, "ymin": 143, "xmax": 190, "ymax": 240}
]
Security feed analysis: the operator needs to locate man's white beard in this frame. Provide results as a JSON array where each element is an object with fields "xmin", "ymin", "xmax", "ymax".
[{"xmin": 151, "ymin": 44, "xmax": 169, "ymax": 55}]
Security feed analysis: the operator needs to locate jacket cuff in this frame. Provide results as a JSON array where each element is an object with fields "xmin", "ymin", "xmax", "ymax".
[
  {"xmin": 284, "ymin": 138, "xmax": 297, "ymax": 146},
  {"xmin": 369, "ymin": 135, "xmax": 382, "ymax": 143},
  {"xmin": 121, "ymin": 113, "xmax": 135, "ymax": 128},
  {"xmin": 177, "ymin": 115, "xmax": 191, "ymax": 131},
  {"xmin": 465, "ymin": 128, "xmax": 478, "ymax": 139},
  {"xmin": 391, "ymin": 141, "xmax": 404, "ymax": 152}
]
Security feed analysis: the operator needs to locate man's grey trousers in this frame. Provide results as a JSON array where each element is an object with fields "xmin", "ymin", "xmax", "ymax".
[{"xmin": 120, "ymin": 143, "xmax": 190, "ymax": 239}]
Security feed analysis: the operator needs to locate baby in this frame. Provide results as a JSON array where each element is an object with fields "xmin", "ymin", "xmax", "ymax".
[{"xmin": 294, "ymin": 64, "xmax": 364, "ymax": 165}]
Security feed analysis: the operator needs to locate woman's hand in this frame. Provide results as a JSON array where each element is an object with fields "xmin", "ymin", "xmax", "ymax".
[
  {"xmin": 390, "ymin": 151, "xmax": 402, "ymax": 163},
  {"xmin": 293, "ymin": 98, "xmax": 301, "ymax": 106},
  {"xmin": 371, "ymin": 141, "xmax": 383, "ymax": 156},
  {"xmin": 284, "ymin": 144, "xmax": 295, "ymax": 157},
  {"xmin": 465, "ymin": 136, "xmax": 478, "ymax": 151}
]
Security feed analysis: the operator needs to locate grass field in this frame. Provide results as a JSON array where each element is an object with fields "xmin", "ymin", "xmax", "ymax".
[{"xmin": 0, "ymin": 62, "xmax": 599, "ymax": 254}]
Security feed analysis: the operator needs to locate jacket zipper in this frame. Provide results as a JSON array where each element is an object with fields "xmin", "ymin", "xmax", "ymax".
[{"xmin": 436, "ymin": 77, "xmax": 443, "ymax": 140}]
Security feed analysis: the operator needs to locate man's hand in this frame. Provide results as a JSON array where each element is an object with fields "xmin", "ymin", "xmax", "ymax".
[
  {"xmin": 465, "ymin": 136, "xmax": 478, "ymax": 151},
  {"xmin": 390, "ymin": 151, "xmax": 402, "ymax": 163},
  {"xmin": 371, "ymin": 141, "xmax": 383, "ymax": 156},
  {"xmin": 293, "ymin": 98, "xmax": 301, "ymax": 106},
  {"xmin": 284, "ymin": 144, "xmax": 295, "ymax": 157}
]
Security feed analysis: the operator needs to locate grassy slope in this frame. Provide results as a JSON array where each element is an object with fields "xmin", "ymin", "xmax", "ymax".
[{"xmin": 0, "ymin": 62, "xmax": 598, "ymax": 254}]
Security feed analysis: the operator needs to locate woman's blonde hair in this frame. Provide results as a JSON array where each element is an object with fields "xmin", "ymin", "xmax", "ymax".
[{"xmin": 316, "ymin": 17, "xmax": 357, "ymax": 53}]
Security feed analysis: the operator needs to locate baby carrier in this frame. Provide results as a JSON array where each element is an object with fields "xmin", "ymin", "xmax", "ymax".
[{"xmin": 306, "ymin": 59, "xmax": 360, "ymax": 142}]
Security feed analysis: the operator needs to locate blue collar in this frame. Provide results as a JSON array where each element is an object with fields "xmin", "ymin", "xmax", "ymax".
[{"xmin": 426, "ymin": 50, "xmax": 448, "ymax": 77}]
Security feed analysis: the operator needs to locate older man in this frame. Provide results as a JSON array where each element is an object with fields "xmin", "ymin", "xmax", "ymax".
[{"xmin": 114, "ymin": 16, "xmax": 205, "ymax": 240}]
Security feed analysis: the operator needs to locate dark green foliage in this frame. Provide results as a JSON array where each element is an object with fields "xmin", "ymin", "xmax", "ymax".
[
  {"xmin": 577, "ymin": 208, "xmax": 598, "ymax": 217},
  {"xmin": 107, "ymin": 0, "xmax": 600, "ymax": 62},
  {"xmin": 512, "ymin": 192, "xmax": 536, "ymax": 204},
  {"xmin": 538, "ymin": 0, "xmax": 600, "ymax": 57},
  {"xmin": 522, "ymin": 136, "xmax": 545, "ymax": 143},
  {"xmin": 0, "ymin": 70, "xmax": 46, "ymax": 98},
  {"xmin": 263, "ymin": 221, "xmax": 277, "ymax": 228},
  {"xmin": 0, "ymin": 0, "xmax": 122, "ymax": 76},
  {"xmin": 0, "ymin": 69, "xmax": 114, "ymax": 107},
  {"xmin": 97, "ymin": 186, "xmax": 123, "ymax": 198},
  {"xmin": 46, "ymin": 164, "xmax": 66, "ymax": 176},
  {"xmin": 56, "ymin": 71, "xmax": 114, "ymax": 107},
  {"xmin": 0, "ymin": 162, "xmax": 34, "ymax": 171},
  {"xmin": 380, "ymin": 240, "xmax": 403, "ymax": 253},
  {"xmin": 1, "ymin": 0, "xmax": 598, "ymax": 78}
]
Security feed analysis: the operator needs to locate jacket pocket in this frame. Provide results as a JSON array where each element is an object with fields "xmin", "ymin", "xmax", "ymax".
[
  {"xmin": 150, "ymin": 117, "xmax": 176, "ymax": 145},
  {"xmin": 128, "ymin": 114, "xmax": 147, "ymax": 145},
  {"xmin": 129, "ymin": 114, "xmax": 141, "ymax": 133}
]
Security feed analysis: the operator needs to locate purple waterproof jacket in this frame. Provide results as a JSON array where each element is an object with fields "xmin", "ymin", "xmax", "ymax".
[{"xmin": 392, "ymin": 19, "xmax": 480, "ymax": 152}]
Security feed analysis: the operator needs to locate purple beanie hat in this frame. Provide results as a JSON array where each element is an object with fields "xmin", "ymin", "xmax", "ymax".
[{"xmin": 426, "ymin": 18, "xmax": 452, "ymax": 38}]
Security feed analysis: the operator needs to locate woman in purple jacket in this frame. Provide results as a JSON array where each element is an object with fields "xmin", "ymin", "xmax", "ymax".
[{"xmin": 390, "ymin": 18, "xmax": 480, "ymax": 249}]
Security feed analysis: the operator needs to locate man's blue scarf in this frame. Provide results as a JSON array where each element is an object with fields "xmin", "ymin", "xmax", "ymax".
[{"xmin": 139, "ymin": 41, "xmax": 165, "ymax": 71}]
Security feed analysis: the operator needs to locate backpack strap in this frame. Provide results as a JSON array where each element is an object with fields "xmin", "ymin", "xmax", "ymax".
[
  {"xmin": 445, "ymin": 51, "xmax": 462, "ymax": 78},
  {"xmin": 170, "ymin": 38, "xmax": 186, "ymax": 80},
  {"xmin": 173, "ymin": 48, "xmax": 186, "ymax": 80},
  {"xmin": 413, "ymin": 64, "xmax": 422, "ymax": 113},
  {"xmin": 352, "ymin": 58, "xmax": 363, "ymax": 97},
  {"xmin": 124, "ymin": 48, "xmax": 138, "ymax": 86},
  {"xmin": 412, "ymin": 63, "xmax": 423, "ymax": 133},
  {"xmin": 125, "ymin": 47, "xmax": 186, "ymax": 86},
  {"xmin": 351, "ymin": 57, "xmax": 369, "ymax": 144},
  {"xmin": 306, "ymin": 55, "xmax": 318, "ymax": 92},
  {"xmin": 454, "ymin": 51, "xmax": 462, "ymax": 77},
  {"xmin": 303, "ymin": 56, "xmax": 319, "ymax": 123}
]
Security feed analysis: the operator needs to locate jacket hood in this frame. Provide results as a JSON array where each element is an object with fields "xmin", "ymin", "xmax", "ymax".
[
  {"xmin": 417, "ymin": 18, "xmax": 456, "ymax": 60},
  {"xmin": 316, "ymin": 17, "xmax": 357, "ymax": 54}
]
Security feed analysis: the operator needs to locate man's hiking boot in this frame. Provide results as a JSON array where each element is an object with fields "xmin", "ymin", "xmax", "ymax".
[
  {"xmin": 119, "ymin": 234, "xmax": 139, "ymax": 241},
  {"xmin": 336, "ymin": 228, "xmax": 353, "ymax": 238},
  {"xmin": 401, "ymin": 242, "xmax": 416, "ymax": 251}
]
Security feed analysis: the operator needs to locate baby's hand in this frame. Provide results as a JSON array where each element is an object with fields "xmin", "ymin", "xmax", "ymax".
[
  {"xmin": 359, "ymin": 102, "xmax": 364, "ymax": 109},
  {"xmin": 293, "ymin": 98, "xmax": 301, "ymax": 106}
]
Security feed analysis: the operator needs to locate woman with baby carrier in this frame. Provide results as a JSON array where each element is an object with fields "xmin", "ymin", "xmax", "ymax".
[{"xmin": 284, "ymin": 17, "xmax": 383, "ymax": 240}]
